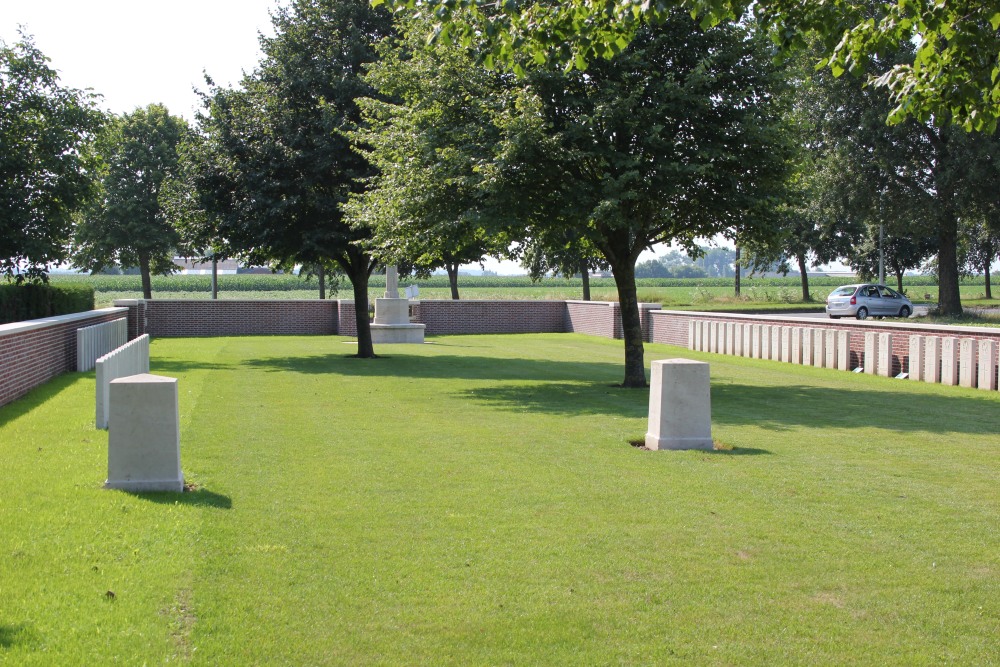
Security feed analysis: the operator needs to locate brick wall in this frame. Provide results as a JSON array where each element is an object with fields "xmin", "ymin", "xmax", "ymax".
[
  {"xmin": 415, "ymin": 300, "xmax": 567, "ymax": 335},
  {"xmin": 115, "ymin": 300, "xmax": 339, "ymax": 337},
  {"xmin": 649, "ymin": 309, "xmax": 1000, "ymax": 383},
  {"xmin": 565, "ymin": 301, "xmax": 617, "ymax": 338},
  {"xmin": 0, "ymin": 308, "xmax": 129, "ymax": 408}
]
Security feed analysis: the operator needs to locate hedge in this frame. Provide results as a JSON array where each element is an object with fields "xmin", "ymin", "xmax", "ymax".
[{"xmin": 0, "ymin": 283, "xmax": 96, "ymax": 325}]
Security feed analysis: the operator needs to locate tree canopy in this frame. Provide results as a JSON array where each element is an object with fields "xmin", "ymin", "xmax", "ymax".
[
  {"xmin": 375, "ymin": 0, "xmax": 1000, "ymax": 132},
  {"xmin": 358, "ymin": 12, "xmax": 789, "ymax": 386},
  {"xmin": 1, "ymin": 33, "xmax": 103, "ymax": 282},
  {"xmin": 73, "ymin": 104, "xmax": 188, "ymax": 299},
  {"xmin": 179, "ymin": 0, "xmax": 396, "ymax": 357}
]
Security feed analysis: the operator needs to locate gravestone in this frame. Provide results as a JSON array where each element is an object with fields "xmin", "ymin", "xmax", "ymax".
[
  {"xmin": 371, "ymin": 265, "xmax": 425, "ymax": 344},
  {"xmin": 645, "ymin": 359, "xmax": 713, "ymax": 451},
  {"xmin": 105, "ymin": 374, "xmax": 183, "ymax": 493}
]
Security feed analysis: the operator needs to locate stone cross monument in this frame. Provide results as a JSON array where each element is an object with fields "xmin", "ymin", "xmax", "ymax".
[
  {"xmin": 384, "ymin": 265, "xmax": 399, "ymax": 299},
  {"xmin": 371, "ymin": 264, "xmax": 424, "ymax": 344}
]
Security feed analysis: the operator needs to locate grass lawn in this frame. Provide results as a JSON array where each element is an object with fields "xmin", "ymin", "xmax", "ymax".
[{"xmin": 2, "ymin": 334, "xmax": 999, "ymax": 664}]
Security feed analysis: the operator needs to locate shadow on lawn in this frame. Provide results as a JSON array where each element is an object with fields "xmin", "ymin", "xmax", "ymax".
[
  {"xmin": 123, "ymin": 487, "xmax": 232, "ymax": 509},
  {"xmin": 241, "ymin": 353, "xmax": 624, "ymax": 383},
  {"xmin": 461, "ymin": 380, "xmax": 999, "ymax": 435},
  {"xmin": 0, "ymin": 623, "xmax": 39, "ymax": 649},
  {"xmin": 0, "ymin": 374, "xmax": 86, "ymax": 428}
]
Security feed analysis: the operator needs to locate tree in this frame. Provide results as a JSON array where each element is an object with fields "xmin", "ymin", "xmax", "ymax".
[
  {"xmin": 962, "ymin": 218, "xmax": 1000, "ymax": 300},
  {"xmin": 182, "ymin": 0, "xmax": 396, "ymax": 357},
  {"xmin": 73, "ymin": 104, "xmax": 188, "ymax": 298},
  {"xmin": 349, "ymin": 20, "xmax": 514, "ymax": 302},
  {"xmin": 805, "ymin": 41, "xmax": 998, "ymax": 316},
  {"xmin": 520, "ymin": 236, "xmax": 607, "ymax": 300},
  {"xmin": 375, "ymin": 0, "xmax": 1000, "ymax": 132},
  {"xmin": 849, "ymin": 230, "xmax": 936, "ymax": 293},
  {"xmin": 1, "ymin": 33, "xmax": 103, "ymax": 282},
  {"xmin": 361, "ymin": 13, "xmax": 789, "ymax": 386},
  {"xmin": 516, "ymin": 16, "xmax": 789, "ymax": 386}
]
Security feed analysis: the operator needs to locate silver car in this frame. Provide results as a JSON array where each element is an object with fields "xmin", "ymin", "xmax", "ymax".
[{"xmin": 826, "ymin": 283, "xmax": 914, "ymax": 320}]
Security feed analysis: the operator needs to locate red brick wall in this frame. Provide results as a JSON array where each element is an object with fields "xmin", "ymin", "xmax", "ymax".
[
  {"xmin": 128, "ymin": 300, "xmax": 338, "ymax": 337},
  {"xmin": 649, "ymin": 310, "xmax": 1000, "ymax": 382},
  {"xmin": 0, "ymin": 309, "xmax": 129, "ymax": 408},
  {"xmin": 565, "ymin": 301, "xmax": 617, "ymax": 338},
  {"xmin": 338, "ymin": 300, "xmax": 358, "ymax": 337},
  {"xmin": 415, "ymin": 300, "xmax": 567, "ymax": 335}
]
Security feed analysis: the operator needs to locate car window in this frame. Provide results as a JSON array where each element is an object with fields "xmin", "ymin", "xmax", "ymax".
[
  {"xmin": 879, "ymin": 286, "xmax": 898, "ymax": 298},
  {"xmin": 831, "ymin": 286, "xmax": 855, "ymax": 297},
  {"xmin": 865, "ymin": 286, "xmax": 880, "ymax": 297}
]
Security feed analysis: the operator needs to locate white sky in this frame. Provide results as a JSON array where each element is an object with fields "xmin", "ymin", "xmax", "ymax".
[{"xmin": 2, "ymin": 0, "xmax": 281, "ymax": 121}]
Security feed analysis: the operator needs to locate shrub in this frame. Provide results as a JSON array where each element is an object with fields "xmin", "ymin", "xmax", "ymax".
[{"xmin": 0, "ymin": 282, "xmax": 95, "ymax": 324}]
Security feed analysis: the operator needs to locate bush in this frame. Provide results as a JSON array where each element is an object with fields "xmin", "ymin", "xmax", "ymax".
[{"xmin": 0, "ymin": 282, "xmax": 95, "ymax": 324}]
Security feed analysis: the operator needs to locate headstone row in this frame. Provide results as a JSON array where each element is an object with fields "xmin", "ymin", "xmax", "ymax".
[
  {"xmin": 688, "ymin": 321, "xmax": 849, "ymax": 370},
  {"xmin": 687, "ymin": 319, "xmax": 999, "ymax": 390}
]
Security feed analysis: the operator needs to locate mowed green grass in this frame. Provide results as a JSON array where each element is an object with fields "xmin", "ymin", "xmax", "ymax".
[{"xmin": 1, "ymin": 334, "xmax": 999, "ymax": 665}]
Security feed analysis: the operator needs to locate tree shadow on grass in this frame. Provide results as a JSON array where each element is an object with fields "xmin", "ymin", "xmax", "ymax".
[
  {"xmin": 459, "ymin": 380, "xmax": 999, "ymax": 436},
  {"xmin": 119, "ymin": 487, "xmax": 232, "ymax": 509},
  {"xmin": 241, "ymin": 353, "xmax": 624, "ymax": 384},
  {"xmin": 0, "ymin": 623, "xmax": 40, "ymax": 649},
  {"xmin": 151, "ymin": 359, "xmax": 233, "ymax": 374},
  {"xmin": 0, "ymin": 374, "xmax": 86, "ymax": 428}
]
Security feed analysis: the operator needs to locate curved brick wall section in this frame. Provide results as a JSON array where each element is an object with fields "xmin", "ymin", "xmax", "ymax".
[
  {"xmin": 134, "ymin": 300, "xmax": 338, "ymax": 337},
  {"xmin": 416, "ymin": 300, "xmax": 567, "ymax": 335},
  {"xmin": 0, "ymin": 308, "xmax": 129, "ymax": 408}
]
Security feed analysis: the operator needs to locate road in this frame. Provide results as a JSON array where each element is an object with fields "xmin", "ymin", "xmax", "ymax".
[{"xmin": 785, "ymin": 305, "xmax": 932, "ymax": 320}]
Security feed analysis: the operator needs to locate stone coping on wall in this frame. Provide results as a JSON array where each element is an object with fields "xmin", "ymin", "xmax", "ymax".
[
  {"xmin": 0, "ymin": 307, "xmax": 129, "ymax": 337},
  {"xmin": 657, "ymin": 309, "xmax": 1000, "ymax": 338}
]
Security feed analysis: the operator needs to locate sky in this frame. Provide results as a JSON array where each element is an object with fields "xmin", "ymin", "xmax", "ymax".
[{"xmin": 2, "ymin": 0, "xmax": 280, "ymax": 121}]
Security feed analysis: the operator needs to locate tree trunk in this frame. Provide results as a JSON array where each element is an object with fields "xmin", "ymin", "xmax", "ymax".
[
  {"xmin": 446, "ymin": 262, "xmax": 460, "ymax": 300},
  {"xmin": 734, "ymin": 246, "xmax": 741, "ymax": 297},
  {"xmin": 936, "ymin": 211, "xmax": 963, "ymax": 316},
  {"xmin": 336, "ymin": 248, "xmax": 375, "ymax": 358},
  {"xmin": 797, "ymin": 251, "xmax": 810, "ymax": 302},
  {"xmin": 580, "ymin": 260, "xmax": 591, "ymax": 301},
  {"xmin": 984, "ymin": 239, "xmax": 994, "ymax": 300},
  {"xmin": 318, "ymin": 264, "xmax": 326, "ymax": 300},
  {"xmin": 139, "ymin": 251, "xmax": 153, "ymax": 299},
  {"xmin": 609, "ymin": 258, "xmax": 646, "ymax": 388},
  {"xmin": 895, "ymin": 268, "xmax": 904, "ymax": 293}
]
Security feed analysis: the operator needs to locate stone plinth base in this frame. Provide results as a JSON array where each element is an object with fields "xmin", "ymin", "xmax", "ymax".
[
  {"xmin": 645, "ymin": 359, "xmax": 713, "ymax": 451},
  {"xmin": 370, "ymin": 323, "xmax": 426, "ymax": 344},
  {"xmin": 374, "ymin": 298, "xmax": 410, "ymax": 325},
  {"xmin": 105, "ymin": 373, "xmax": 183, "ymax": 493}
]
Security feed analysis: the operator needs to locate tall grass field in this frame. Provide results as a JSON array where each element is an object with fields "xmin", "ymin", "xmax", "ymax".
[{"xmin": 2, "ymin": 334, "xmax": 998, "ymax": 664}]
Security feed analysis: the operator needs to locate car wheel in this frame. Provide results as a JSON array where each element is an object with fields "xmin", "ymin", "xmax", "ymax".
[
  {"xmin": 856, "ymin": 307, "xmax": 869, "ymax": 320},
  {"xmin": 899, "ymin": 306, "xmax": 911, "ymax": 318}
]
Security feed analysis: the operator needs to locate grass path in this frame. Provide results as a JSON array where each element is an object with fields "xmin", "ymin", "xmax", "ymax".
[{"xmin": 2, "ymin": 334, "xmax": 999, "ymax": 664}]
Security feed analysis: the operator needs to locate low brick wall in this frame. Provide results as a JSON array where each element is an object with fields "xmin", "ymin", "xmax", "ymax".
[
  {"xmin": 413, "ymin": 300, "xmax": 567, "ymax": 335},
  {"xmin": 649, "ymin": 309, "xmax": 1000, "ymax": 385},
  {"xmin": 115, "ymin": 300, "xmax": 339, "ymax": 337},
  {"xmin": 0, "ymin": 308, "xmax": 129, "ymax": 408}
]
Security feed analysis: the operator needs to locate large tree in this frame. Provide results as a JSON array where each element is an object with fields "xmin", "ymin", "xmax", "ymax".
[
  {"xmin": 350, "ymin": 23, "xmax": 515, "ymax": 302},
  {"xmin": 73, "ymin": 104, "xmax": 188, "ymax": 298},
  {"xmin": 376, "ymin": 0, "xmax": 1000, "ymax": 132},
  {"xmin": 360, "ymin": 13, "xmax": 789, "ymax": 386},
  {"xmin": 1, "ymin": 33, "xmax": 103, "ymax": 282},
  {"xmin": 182, "ymin": 0, "xmax": 396, "ymax": 357},
  {"xmin": 805, "ymin": 42, "xmax": 998, "ymax": 316}
]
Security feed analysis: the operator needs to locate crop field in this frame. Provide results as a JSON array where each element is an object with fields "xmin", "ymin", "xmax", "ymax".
[
  {"xmin": 53, "ymin": 273, "xmax": 1000, "ymax": 310},
  {"xmin": 2, "ymin": 334, "xmax": 999, "ymax": 664}
]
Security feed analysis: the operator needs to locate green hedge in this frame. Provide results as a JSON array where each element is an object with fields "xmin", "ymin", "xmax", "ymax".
[{"xmin": 0, "ymin": 283, "xmax": 96, "ymax": 325}]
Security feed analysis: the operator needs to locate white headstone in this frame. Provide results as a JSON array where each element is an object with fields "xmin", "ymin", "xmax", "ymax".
[
  {"xmin": 105, "ymin": 374, "xmax": 183, "ymax": 493},
  {"xmin": 959, "ymin": 338, "xmax": 978, "ymax": 388},
  {"xmin": 645, "ymin": 359, "xmax": 713, "ymax": 451},
  {"xmin": 978, "ymin": 339, "xmax": 998, "ymax": 391}
]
